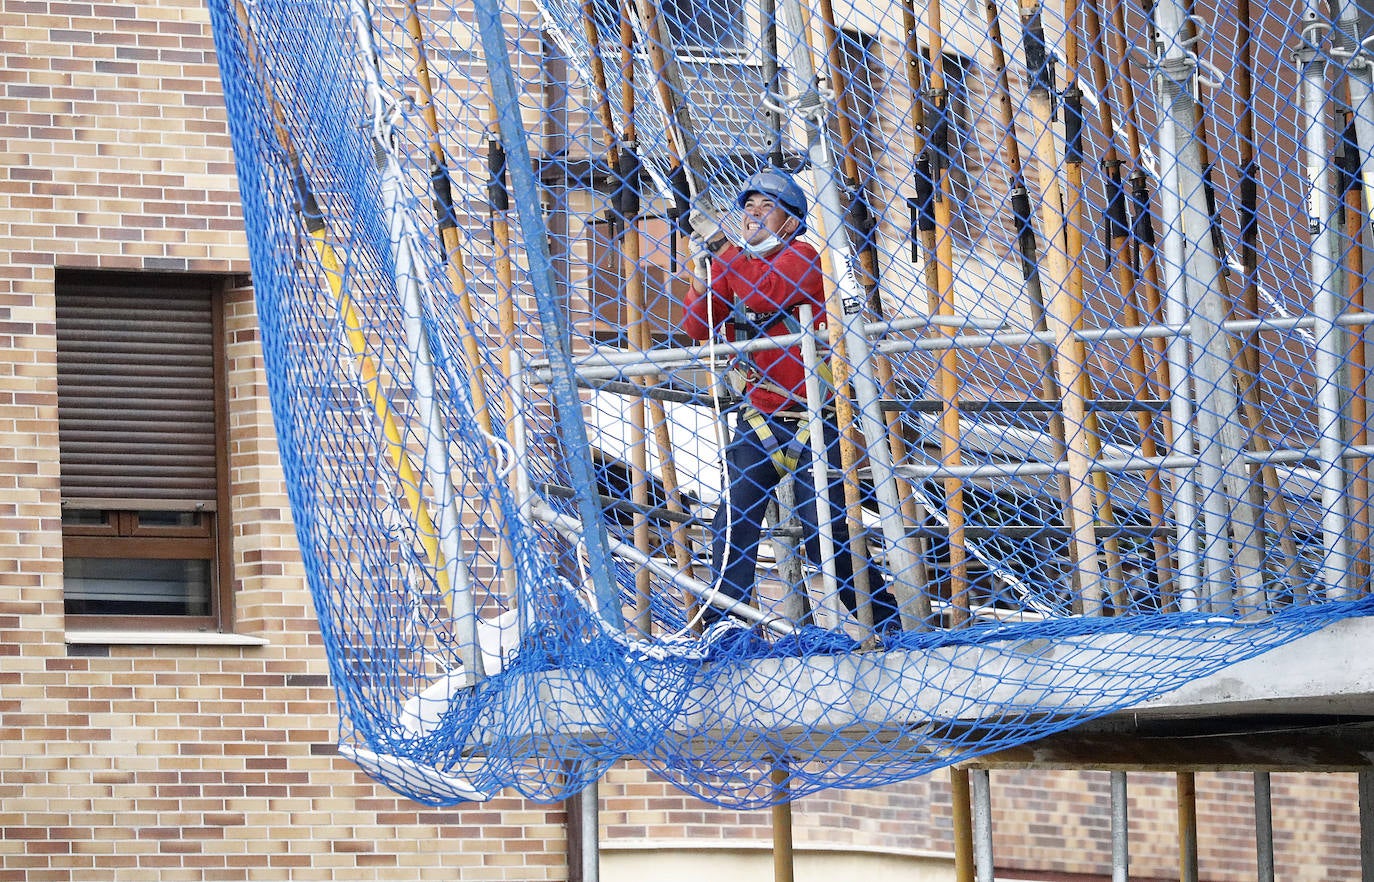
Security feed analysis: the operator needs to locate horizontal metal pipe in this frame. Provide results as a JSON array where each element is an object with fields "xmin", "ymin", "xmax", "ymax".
[
  {"xmin": 531, "ymin": 501, "xmax": 797, "ymax": 635},
  {"xmin": 530, "ymin": 311, "xmax": 1374, "ymax": 383},
  {"xmin": 893, "ymin": 443, "xmax": 1374, "ymax": 482}
]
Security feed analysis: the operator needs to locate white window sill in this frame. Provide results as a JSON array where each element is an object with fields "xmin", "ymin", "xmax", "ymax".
[{"xmin": 65, "ymin": 630, "xmax": 269, "ymax": 647}]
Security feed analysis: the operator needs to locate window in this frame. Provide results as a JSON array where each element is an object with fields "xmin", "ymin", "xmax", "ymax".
[
  {"xmin": 661, "ymin": 0, "xmax": 745, "ymax": 54},
  {"xmin": 586, "ymin": 217, "xmax": 691, "ymax": 345},
  {"xmin": 835, "ymin": 29, "xmax": 884, "ymax": 184},
  {"xmin": 927, "ymin": 51, "xmax": 987, "ymax": 245},
  {"xmin": 56, "ymin": 271, "xmax": 232, "ymax": 631}
]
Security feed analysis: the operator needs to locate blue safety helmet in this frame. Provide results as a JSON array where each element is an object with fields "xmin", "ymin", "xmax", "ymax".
[{"xmin": 736, "ymin": 168, "xmax": 808, "ymax": 235}]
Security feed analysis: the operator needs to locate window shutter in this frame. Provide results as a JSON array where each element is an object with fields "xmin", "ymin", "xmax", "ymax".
[{"xmin": 56, "ymin": 276, "xmax": 219, "ymax": 502}]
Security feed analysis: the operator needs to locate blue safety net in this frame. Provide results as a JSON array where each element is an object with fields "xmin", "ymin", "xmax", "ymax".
[{"xmin": 207, "ymin": 0, "xmax": 1374, "ymax": 807}]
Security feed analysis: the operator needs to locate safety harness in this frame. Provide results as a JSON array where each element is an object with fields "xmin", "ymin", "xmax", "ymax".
[{"xmin": 728, "ymin": 298, "xmax": 833, "ymax": 475}]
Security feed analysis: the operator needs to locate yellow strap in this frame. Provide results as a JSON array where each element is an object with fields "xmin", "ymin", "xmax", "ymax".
[{"xmin": 743, "ymin": 407, "xmax": 813, "ymax": 475}]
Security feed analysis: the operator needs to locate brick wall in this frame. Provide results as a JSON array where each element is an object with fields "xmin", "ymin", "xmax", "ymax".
[
  {"xmin": 0, "ymin": 3, "xmax": 572, "ymax": 880},
  {"xmin": 0, "ymin": 1, "xmax": 1366, "ymax": 881},
  {"xmin": 600, "ymin": 768, "xmax": 1364, "ymax": 881}
]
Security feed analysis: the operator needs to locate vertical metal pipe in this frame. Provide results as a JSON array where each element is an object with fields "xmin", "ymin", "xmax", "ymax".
[
  {"xmin": 509, "ymin": 351, "xmax": 536, "ymax": 636},
  {"xmin": 786, "ymin": 6, "xmax": 879, "ymax": 632},
  {"xmin": 970, "ymin": 769, "xmax": 994, "ymax": 882},
  {"xmin": 349, "ymin": 0, "xmax": 485, "ymax": 676},
  {"xmin": 1177, "ymin": 772, "xmax": 1199, "ymax": 882},
  {"xmin": 1174, "ymin": 9, "xmax": 1267, "ymax": 602},
  {"xmin": 774, "ymin": 0, "xmax": 922, "ymax": 615},
  {"xmin": 509, "ymin": 353, "xmax": 534, "ymax": 523},
  {"xmin": 771, "ymin": 486, "xmax": 807, "ymax": 623},
  {"xmin": 1254, "ymin": 772, "xmax": 1275, "ymax": 882},
  {"xmin": 1150, "ymin": 1, "xmax": 1214, "ymax": 608},
  {"xmin": 1154, "ymin": 0, "xmax": 1262, "ymax": 604},
  {"xmin": 1111, "ymin": 771, "xmax": 1130, "ymax": 882},
  {"xmin": 1299, "ymin": 2, "xmax": 1355, "ymax": 599},
  {"xmin": 581, "ymin": 780, "xmax": 601, "ymax": 882},
  {"xmin": 801, "ymin": 305, "xmax": 840, "ymax": 606}
]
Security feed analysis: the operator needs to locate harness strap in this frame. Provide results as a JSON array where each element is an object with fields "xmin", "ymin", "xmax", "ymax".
[
  {"xmin": 728, "ymin": 299, "xmax": 835, "ymax": 408},
  {"xmin": 743, "ymin": 406, "xmax": 814, "ymax": 475}
]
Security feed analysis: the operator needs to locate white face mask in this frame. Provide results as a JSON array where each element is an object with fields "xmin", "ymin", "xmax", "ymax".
[{"xmin": 742, "ymin": 232, "xmax": 785, "ymax": 257}]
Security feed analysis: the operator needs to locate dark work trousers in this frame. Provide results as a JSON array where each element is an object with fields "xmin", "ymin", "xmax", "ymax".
[{"xmin": 704, "ymin": 407, "xmax": 901, "ymax": 628}]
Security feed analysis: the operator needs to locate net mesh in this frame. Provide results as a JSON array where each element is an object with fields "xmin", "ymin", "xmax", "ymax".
[{"xmin": 208, "ymin": 0, "xmax": 1374, "ymax": 807}]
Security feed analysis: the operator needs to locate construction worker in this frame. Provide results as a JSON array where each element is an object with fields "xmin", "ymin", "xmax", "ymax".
[{"xmin": 683, "ymin": 168, "xmax": 901, "ymax": 634}]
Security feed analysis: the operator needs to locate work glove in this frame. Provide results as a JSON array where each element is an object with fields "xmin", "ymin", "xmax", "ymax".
[{"xmin": 685, "ymin": 206, "xmax": 730, "ymax": 256}]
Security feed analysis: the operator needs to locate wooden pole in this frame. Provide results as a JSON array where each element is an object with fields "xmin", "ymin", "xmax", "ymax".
[
  {"xmin": 1081, "ymin": 0, "xmax": 1174, "ymax": 610},
  {"xmin": 1021, "ymin": 1, "xmax": 1104, "ymax": 614},
  {"xmin": 402, "ymin": 0, "xmax": 524, "ymax": 608},
  {"xmin": 990, "ymin": 0, "xmax": 1123, "ymax": 611},
  {"xmin": 922, "ymin": 0, "xmax": 974, "ymax": 626},
  {"xmin": 1060, "ymin": 0, "xmax": 1132, "ymax": 604},
  {"xmin": 1340, "ymin": 99, "xmax": 1371, "ymax": 593},
  {"xmin": 581, "ymin": 0, "xmax": 652, "ymax": 633},
  {"xmin": 614, "ymin": 0, "xmax": 704, "ymax": 618},
  {"xmin": 951, "ymin": 768, "xmax": 976, "ymax": 882},
  {"xmin": 1341, "ymin": 4, "xmax": 1374, "ymax": 596},
  {"xmin": 771, "ymin": 762, "xmax": 795, "ymax": 882},
  {"xmin": 980, "ymin": 0, "xmax": 1074, "ymax": 512},
  {"xmin": 631, "ymin": 0, "xmax": 707, "ymax": 203}
]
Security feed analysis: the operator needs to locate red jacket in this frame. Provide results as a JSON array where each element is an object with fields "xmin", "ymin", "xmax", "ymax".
[{"xmin": 682, "ymin": 240, "xmax": 828, "ymax": 415}]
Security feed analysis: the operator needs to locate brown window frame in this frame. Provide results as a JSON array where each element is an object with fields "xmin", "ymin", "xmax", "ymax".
[{"xmin": 56, "ymin": 270, "xmax": 234, "ymax": 633}]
